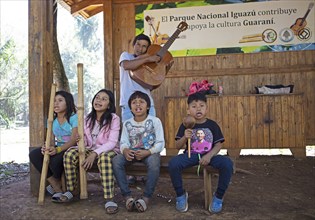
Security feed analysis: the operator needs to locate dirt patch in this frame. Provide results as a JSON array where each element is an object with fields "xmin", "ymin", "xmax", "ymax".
[{"xmin": 0, "ymin": 155, "xmax": 314, "ymax": 220}]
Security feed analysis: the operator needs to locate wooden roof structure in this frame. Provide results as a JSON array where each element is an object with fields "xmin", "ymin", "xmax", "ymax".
[{"xmin": 57, "ymin": 0, "xmax": 104, "ymax": 19}]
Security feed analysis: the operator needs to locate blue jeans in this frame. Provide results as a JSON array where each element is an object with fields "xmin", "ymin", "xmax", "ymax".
[
  {"xmin": 168, "ymin": 153, "xmax": 233, "ymax": 198},
  {"xmin": 121, "ymin": 105, "xmax": 156, "ymax": 123},
  {"xmin": 112, "ymin": 153, "xmax": 160, "ymax": 198}
]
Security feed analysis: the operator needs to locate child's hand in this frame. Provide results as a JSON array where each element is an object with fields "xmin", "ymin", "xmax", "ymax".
[
  {"xmin": 184, "ymin": 128, "xmax": 193, "ymax": 139},
  {"xmin": 48, "ymin": 146, "xmax": 57, "ymax": 156},
  {"xmin": 123, "ymin": 148, "xmax": 135, "ymax": 161},
  {"xmin": 76, "ymin": 134, "xmax": 81, "ymax": 144},
  {"xmin": 41, "ymin": 144, "xmax": 46, "ymax": 155},
  {"xmin": 134, "ymin": 150, "xmax": 150, "ymax": 160},
  {"xmin": 82, "ymin": 152, "xmax": 97, "ymax": 170},
  {"xmin": 199, "ymin": 153, "xmax": 211, "ymax": 166}
]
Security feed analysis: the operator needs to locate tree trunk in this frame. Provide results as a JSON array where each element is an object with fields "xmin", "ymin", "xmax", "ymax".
[{"xmin": 53, "ymin": 1, "xmax": 70, "ymax": 92}]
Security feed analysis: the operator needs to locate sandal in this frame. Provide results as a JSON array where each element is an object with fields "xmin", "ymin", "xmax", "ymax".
[
  {"xmin": 51, "ymin": 192, "xmax": 63, "ymax": 202},
  {"xmin": 135, "ymin": 198, "xmax": 148, "ymax": 212},
  {"xmin": 125, "ymin": 197, "xmax": 135, "ymax": 212},
  {"xmin": 46, "ymin": 185, "xmax": 55, "ymax": 195},
  {"xmin": 105, "ymin": 201, "xmax": 118, "ymax": 214},
  {"xmin": 52, "ymin": 191, "xmax": 74, "ymax": 203}
]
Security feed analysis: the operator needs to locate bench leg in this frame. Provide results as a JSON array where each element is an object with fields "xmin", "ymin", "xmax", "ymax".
[{"xmin": 203, "ymin": 168, "xmax": 212, "ymax": 210}]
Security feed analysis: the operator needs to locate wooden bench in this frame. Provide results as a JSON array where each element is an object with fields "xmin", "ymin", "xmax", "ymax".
[{"xmin": 89, "ymin": 155, "xmax": 218, "ymax": 210}]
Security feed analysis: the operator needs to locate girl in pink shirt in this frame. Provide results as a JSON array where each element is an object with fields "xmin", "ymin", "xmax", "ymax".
[{"xmin": 55, "ymin": 89, "xmax": 120, "ymax": 214}]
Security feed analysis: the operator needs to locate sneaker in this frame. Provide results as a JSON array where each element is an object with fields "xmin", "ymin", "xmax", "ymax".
[
  {"xmin": 209, "ymin": 194, "xmax": 223, "ymax": 213},
  {"xmin": 176, "ymin": 192, "xmax": 188, "ymax": 212}
]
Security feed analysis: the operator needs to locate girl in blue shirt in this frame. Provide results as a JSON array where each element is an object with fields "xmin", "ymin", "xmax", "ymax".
[{"xmin": 29, "ymin": 91, "xmax": 78, "ymax": 201}]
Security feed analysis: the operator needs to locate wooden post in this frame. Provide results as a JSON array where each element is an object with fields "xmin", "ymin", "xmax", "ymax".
[
  {"xmin": 77, "ymin": 63, "xmax": 88, "ymax": 199},
  {"xmin": 103, "ymin": 1, "xmax": 114, "ymax": 91},
  {"xmin": 203, "ymin": 168, "xmax": 212, "ymax": 210},
  {"xmin": 38, "ymin": 83, "xmax": 56, "ymax": 205},
  {"xmin": 29, "ymin": 0, "xmax": 54, "ymax": 196}
]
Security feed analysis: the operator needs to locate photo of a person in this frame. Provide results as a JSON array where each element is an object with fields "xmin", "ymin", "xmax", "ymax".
[{"xmin": 191, "ymin": 129, "xmax": 212, "ymax": 154}]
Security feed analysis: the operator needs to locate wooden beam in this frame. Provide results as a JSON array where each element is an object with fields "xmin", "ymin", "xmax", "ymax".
[
  {"xmin": 82, "ymin": 6, "xmax": 104, "ymax": 18},
  {"xmin": 78, "ymin": 11, "xmax": 90, "ymax": 19},
  {"xmin": 60, "ymin": 0, "xmax": 176, "ymax": 19},
  {"xmin": 166, "ymin": 64, "xmax": 315, "ymax": 78},
  {"xmin": 112, "ymin": 0, "xmax": 170, "ymax": 4},
  {"xmin": 103, "ymin": 0, "xmax": 114, "ymax": 91},
  {"xmin": 70, "ymin": 0, "xmax": 102, "ymax": 15}
]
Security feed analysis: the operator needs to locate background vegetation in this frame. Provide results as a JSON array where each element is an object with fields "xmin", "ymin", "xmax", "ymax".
[{"xmin": 0, "ymin": 3, "xmax": 104, "ymax": 128}]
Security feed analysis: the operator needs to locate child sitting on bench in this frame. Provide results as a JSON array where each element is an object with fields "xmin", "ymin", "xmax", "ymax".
[
  {"xmin": 54, "ymin": 89, "xmax": 121, "ymax": 215},
  {"xmin": 29, "ymin": 91, "xmax": 78, "ymax": 202},
  {"xmin": 112, "ymin": 91, "xmax": 165, "ymax": 213},
  {"xmin": 168, "ymin": 91, "xmax": 233, "ymax": 213}
]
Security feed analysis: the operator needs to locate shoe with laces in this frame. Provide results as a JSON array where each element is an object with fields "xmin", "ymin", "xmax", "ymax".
[
  {"xmin": 176, "ymin": 192, "xmax": 188, "ymax": 212},
  {"xmin": 209, "ymin": 194, "xmax": 223, "ymax": 213}
]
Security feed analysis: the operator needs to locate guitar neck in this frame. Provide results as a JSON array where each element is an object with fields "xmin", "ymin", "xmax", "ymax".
[
  {"xmin": 157, "ymin": 28, "xmax": 182, "ymax": 57},
  {"xmin": 301, "ymin": 3, "xmax": 314, "ymax": 24},
  {"xmin": 301, "ymin": 9, "xmax": 311, "ymax": 23}
]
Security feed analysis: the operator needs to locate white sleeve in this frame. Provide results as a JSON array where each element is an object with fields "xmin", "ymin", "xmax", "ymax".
[
  {"xmin": 149, "ymin": 117, "xmax": 165, "ymax": 154},
  {"xmin": 119, "ymin": 51, "xmax": 131, "ymax": 66},
  {"xmin": 119, "ymin": 121, "xmax": 131, "ymax": 153}
]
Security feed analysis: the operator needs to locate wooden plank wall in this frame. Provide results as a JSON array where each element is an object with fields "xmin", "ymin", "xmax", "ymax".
[
  {"xmin": 111, "ymin": 1, "xmax": 315, "ymax": 146},
  {"xmin": 165, "ymin": 94, "xmax": 305, "ymax": 157}
]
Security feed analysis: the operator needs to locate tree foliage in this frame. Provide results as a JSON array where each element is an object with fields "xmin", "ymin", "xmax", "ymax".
[
  {"xmin": 75, "ymin": 17, "xmax": 101, "ymax": 52},
  {"xmin": 0, "ymin": 4, "xmax": 104, "ymax": 127},
  {"xmin": 53, "ymin": 1, "xmax": 70, "ymax": 92},
  {"xmin": 57, "ymin": 7, "xmax": 104, "ymax": 113},
  {"xmin": 0, "ymin": 39, "xmax": 28, "ymax": 126}
]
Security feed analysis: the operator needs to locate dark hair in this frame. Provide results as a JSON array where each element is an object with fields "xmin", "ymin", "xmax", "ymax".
[
  {"xmin": 54, "ymin": 91, "xmax": 77, "ymax": 122},
  {"xmin": 132, "ymin": 34, "xmax": 151, "ymax": 47},
  {"xmin": 187, "ymin": 92, "xmax": 207, "ymax": 104},
  {"xmin": 86, "ymin": 89, "xmax": 116, "ymax": 132},
  {"xmin": 128, "ymin": 91, "xmax": 151, "ymax": 114}
]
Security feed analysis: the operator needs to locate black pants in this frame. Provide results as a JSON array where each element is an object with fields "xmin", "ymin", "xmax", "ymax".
[{"xmin": 29, "ymin": 147, "xmax": 64, "ymax": 179}]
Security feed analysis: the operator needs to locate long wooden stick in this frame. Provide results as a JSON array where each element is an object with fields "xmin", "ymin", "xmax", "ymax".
[
  {"xmin": 77, "ymin": 63, "xmax": 88, "ymax": 199},
  {"xmin": 38, "ymin": 83, "xmax": 56, "ymax": 205},
  {"xmin": 187, "ymin": 138, "xmax": 191, "ymax": 158}
]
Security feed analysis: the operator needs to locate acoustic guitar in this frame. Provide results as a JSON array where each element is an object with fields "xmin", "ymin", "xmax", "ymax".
[
  {"xmin": 131, "ymin": 21, "xmax": 188, "ymax": 90},
  {"xmin": 290, "ymin": 2, "xmax": 314, "ymax": 35}
]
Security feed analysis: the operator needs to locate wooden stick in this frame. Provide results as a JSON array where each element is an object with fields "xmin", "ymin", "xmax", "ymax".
[
  {"xmin": 235, "ymin": 168, "xmax": 256, "ymax": 175},
  {"xmin": 77, "ymin": 63, "xmax": 88, "ymax": 199},
  {"xmin": 38, "ymin": 83, "xmax": 56, "ymax": 205},
  {"xmin": 188, "ymin": 138, "xmax": 191, "ymax": 158}
]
